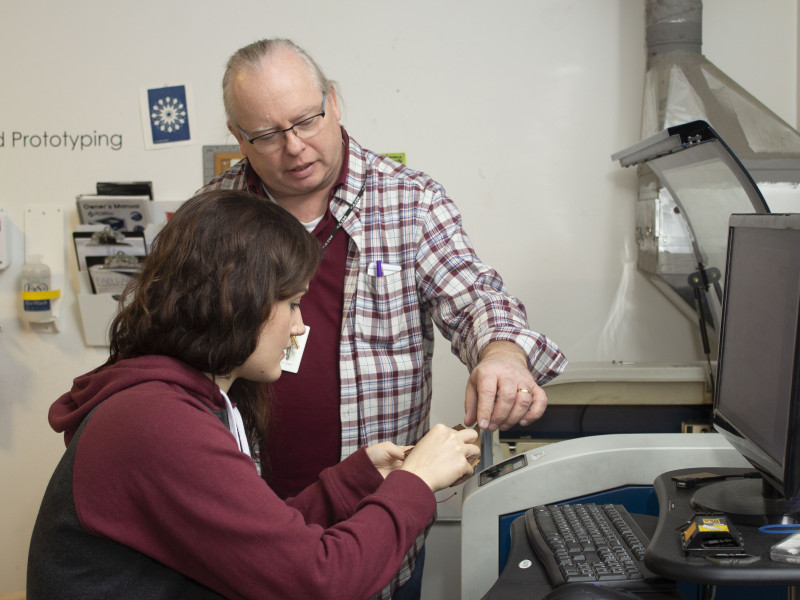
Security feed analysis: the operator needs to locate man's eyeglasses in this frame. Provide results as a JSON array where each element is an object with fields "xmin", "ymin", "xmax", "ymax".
[{"xmin": 238, "ymin": 92, "xmax": 326, "ymax": 150}]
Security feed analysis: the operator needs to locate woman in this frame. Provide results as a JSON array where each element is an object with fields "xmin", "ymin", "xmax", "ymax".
[{"xmin": 27, "ymin": 190, "xmax": 479, "ymax": 600}]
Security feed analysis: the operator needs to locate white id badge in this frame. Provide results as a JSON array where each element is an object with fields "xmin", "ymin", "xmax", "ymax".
[{"xmin": 281, "ymin": 326, "xmax": 309, "ymax": 373}]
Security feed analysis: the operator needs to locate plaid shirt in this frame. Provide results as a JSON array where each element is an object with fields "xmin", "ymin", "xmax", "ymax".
[{"xmin": 200, "ymin": 133, "xmax": 567, "ymax": 597}]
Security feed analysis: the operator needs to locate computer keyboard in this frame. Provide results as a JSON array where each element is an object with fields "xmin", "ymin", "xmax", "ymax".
[{"xmin": 525, "ymin": 503, "xmax": 674, "ymax": 591}]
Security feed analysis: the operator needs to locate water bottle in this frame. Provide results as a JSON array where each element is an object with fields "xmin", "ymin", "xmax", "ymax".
[{"xmin": 21, "ymin": 255, "xmax": 52, "ymax": 322}]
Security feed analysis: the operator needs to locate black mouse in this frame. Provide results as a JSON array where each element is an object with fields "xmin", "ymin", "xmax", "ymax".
[{"xmin": 542, "ymin": 582, "xmax": 643, "ymax": 599}]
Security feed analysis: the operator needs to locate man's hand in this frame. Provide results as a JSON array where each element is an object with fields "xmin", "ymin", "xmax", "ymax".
[{"xmin": 464, "ymin": 341, "xmax": 547, "ymax": 431}]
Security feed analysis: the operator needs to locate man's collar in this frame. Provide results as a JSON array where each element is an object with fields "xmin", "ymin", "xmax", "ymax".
[
  {"xmin": 244, "ymin": 159, "xmax": 266, "ymax": 198},
  {"xmin": 331, "ymin": 128, "xmax": 369, "ymax": 208},
  {"xmin": 330, "ymin": 127, "xmax": 350, "ymax": 196}
]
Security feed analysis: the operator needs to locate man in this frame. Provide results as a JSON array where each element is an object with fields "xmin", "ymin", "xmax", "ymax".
[{"xmin": 199, "ymin": 38, "xmax": 567, "ymax": 600}]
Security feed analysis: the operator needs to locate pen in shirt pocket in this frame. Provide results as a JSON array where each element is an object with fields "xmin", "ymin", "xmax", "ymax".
[{"xmin": 369, "ymin": 260, "xmax": 399, "ymax": 277}]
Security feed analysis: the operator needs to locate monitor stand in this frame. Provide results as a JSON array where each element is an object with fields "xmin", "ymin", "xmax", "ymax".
[{"xmin": 690, "ymin": 478, "xmax": 788, "ymax": 526}]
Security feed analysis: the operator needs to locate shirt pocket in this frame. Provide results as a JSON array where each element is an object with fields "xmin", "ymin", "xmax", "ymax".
[{"xmin": 353, "ymin": 270, "xmax": 419, "ymax": 348}]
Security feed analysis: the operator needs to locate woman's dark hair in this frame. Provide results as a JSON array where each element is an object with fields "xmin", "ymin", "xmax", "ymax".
[{"xmin": 109, "ymin": 189, "xmax": 320, "ymax": 443}]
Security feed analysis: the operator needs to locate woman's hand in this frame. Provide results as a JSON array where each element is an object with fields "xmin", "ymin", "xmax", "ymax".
[
  {"xmin": 365, "ymin": 442, "xmax": 407, "ymax": 478},
  {"xmin": 400, "ymin": 424, "xmax": 480, "ymax": 491}
]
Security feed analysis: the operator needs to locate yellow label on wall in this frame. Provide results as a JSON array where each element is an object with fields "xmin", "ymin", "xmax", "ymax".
[{"xmin": 384, "ymin": 152, "xmax": 406, "ymax": 165}]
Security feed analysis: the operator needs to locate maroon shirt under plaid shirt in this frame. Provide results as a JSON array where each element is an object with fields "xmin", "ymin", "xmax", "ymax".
[
  {"xmin": 198, "ymin": 129, "xmax": 567, "ymax": 598},
  {"xmin": 267, "ymin": 149, "xmax": 350, "ymax": 500}
]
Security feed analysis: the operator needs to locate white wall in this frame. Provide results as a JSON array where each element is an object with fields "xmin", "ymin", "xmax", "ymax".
[{"xmin": 1, "ymin": 0, "xmax": 797, "ymax": 594}]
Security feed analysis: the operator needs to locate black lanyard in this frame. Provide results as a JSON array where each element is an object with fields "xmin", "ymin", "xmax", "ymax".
[{"xmin": 320, "ymin": 178, "xmax": 367, "ymax": 251}]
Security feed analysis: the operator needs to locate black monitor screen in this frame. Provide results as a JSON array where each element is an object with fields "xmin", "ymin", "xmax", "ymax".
[{"xmin": 713, "ymin": 214, "xmax": 800, "ymax": 508}]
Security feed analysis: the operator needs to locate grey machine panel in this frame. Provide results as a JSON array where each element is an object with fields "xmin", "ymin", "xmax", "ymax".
[{"xmin": 460, "ymin": 433, "xmax": 750, "ymax": 600}]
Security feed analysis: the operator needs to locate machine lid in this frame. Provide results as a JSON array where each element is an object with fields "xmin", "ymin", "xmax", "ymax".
[{"xmin": 612, "ymin": 120, "xmax": 770, "ymax": 332}]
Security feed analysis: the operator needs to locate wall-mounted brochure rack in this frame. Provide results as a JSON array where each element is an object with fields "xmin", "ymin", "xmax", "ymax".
[
  {"xmin": 76, "ymin": 221, "xmax": 165, "ymax": 346},
  {"xmin": 76, "ymin": 288, "xmax": 120, "ymax": 346}
]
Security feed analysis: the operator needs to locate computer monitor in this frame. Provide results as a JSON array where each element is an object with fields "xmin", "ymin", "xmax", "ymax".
[{"xmin": 691, "ymin": 213, "xmax": 800, "ymax": 523}]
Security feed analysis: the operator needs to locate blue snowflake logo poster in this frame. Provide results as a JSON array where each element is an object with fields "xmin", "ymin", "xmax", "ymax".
[{"xmin": 147, "ymin": 85, "xmax": 191, "ymax": 144}]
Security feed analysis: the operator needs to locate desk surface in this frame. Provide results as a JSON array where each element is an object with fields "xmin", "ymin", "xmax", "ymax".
[
  {"xmin": 646, "ymin": 467, "xmax": 800, "ymax": 586},
  {"xmin": 542, "ymin": 362, "xmax": 711, "ymax": 406}
]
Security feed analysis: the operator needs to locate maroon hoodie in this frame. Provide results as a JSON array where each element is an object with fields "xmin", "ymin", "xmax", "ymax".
[{"xmin": 28, "ymin": 355, "xmax": 435, "ymax": 600}]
